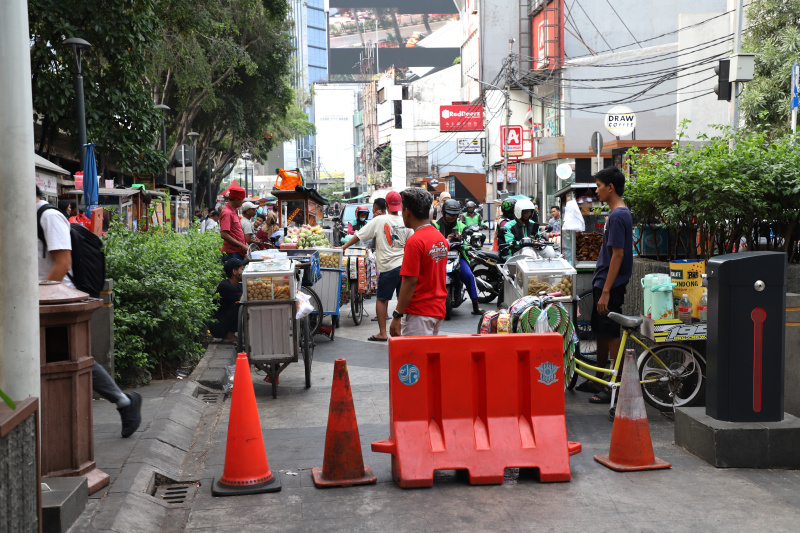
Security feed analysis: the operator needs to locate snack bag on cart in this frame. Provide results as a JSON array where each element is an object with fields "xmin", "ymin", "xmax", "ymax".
[{"xmin": 357, "ymin": 257, "xmax": 367, "ymax": 293}]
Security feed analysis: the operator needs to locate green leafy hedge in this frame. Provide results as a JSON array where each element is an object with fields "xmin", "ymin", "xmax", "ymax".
[
  {"xmin": 626, "ymin": 123, "xmax": 800, "ymax": 262},
  {"xmin": 105, "ymin": 222, "xmax": 223, "ymax": 384}
]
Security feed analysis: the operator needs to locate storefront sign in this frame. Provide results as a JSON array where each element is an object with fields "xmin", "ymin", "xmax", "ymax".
[
  {"xmin": 604, "ymin": 106, "xmax": 636, "ymax": 137},
  {"xmin": 457, "ymin": 139, "xmax": 482, "ymax": 154},
  {"xmin": 35, "ymin": 172, "xmax": 58, "ymax": 195},
  {"xmin": 496, "ymin": 164, "xmax": 517, "ymax": 183},
  {"xmin": 531, "ymin": 0, "xmax": 564, "ymax": 70},
  {"xmin": 440, "ymin": 105, "xmax": 484, "ymax": 131},
  {"xmin": 500, "ymin": 126, "xmax": 523, "ymax": 158}
]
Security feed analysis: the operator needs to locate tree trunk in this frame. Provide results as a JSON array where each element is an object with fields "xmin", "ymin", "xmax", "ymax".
[
  {"xmin": 391, "ymin": 12, "xmax": 403, "ymax": 46},
  {"xmin": 353, "ymin": 10, "xmax": 366, "ymax": 48}
]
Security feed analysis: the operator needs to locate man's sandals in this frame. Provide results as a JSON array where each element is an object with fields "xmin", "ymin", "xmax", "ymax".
[{"xmin": 575, "ymin": 379, "xmax": 612, "ymax": 404}]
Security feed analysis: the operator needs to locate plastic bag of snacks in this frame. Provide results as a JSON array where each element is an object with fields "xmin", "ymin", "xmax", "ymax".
[{"xmin": 478, "ymin": 311, "xmax": 500, "ymax": 334}]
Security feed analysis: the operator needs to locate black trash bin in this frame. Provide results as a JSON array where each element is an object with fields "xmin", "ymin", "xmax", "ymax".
[{"xmin": 706, "ymin": 251, "xmax": 787, "ymax": 422}]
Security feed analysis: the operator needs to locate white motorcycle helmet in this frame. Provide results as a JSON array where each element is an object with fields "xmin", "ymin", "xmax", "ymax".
[
  {"xmin": 514, "ymin": 198, "xmax": 536, "ymax": 220},
  {"xmin": 539, "ymin": 243, "xmax": 558, "ymax": 259}
]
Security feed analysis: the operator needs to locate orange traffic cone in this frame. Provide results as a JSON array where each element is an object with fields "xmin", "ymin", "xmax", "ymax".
[
  {"xmin": 594, "ymin": 349, "xmax": 671, "ymax": 472},
  {"xmin": 212, "ymin": 352, "xmax": 281, "ymax": 496},
  {"xmin": 312, "ymin": 359, "xmax": 377, "ymax": 487}
]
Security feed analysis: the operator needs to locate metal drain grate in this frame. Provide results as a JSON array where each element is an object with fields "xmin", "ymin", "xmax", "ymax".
[
  {"xmin": 200, "ymin": 393, "xmax": 222, "ymax": 404},
  {"xmin": 153, "ymin": 483, "xmax": 197, "ymax": 504}
]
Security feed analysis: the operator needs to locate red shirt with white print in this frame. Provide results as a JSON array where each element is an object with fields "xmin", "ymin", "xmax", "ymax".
[{"xmin": 400, "ymin": 225, "xmax": 448, "ymax": 319}]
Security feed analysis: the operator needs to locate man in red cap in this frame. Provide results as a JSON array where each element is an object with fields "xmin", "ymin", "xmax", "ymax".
[
  {"xmin": 219, "ymin": 182, "xmax": 249, "ymax": 262},
  {"xmin": 341, "ymin": 190, "xmax": 411, "ymax": 341}
]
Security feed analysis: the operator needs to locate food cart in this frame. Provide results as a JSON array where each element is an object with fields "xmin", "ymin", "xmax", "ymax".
[
  {"xmin": 341, "ymin": 246, "xmax": 376, "ymax": 325},
  {"xmin": 272, "ymin": 186, "xmax": 329, "ymax": 228},
  {"xmin": 311, "ymin": 249, "xmax": 345, "ymax": 338},
  {"xmin": 238, "ymin": 259, "xmax": 313, "ymax": 398},
  {"xmin": 507, "ymin": 257, "xmax": 577, "ymax": 316}
]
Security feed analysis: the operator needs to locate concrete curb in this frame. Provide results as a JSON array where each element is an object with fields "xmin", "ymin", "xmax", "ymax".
[{"xmin": 79, "ymin": 344, "xmax": 236, "ymax": 532}]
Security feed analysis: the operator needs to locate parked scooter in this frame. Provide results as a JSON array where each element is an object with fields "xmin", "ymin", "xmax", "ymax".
[{"xmin": 445, "ymin": 240, "xmax": 468, "ymax": 320}]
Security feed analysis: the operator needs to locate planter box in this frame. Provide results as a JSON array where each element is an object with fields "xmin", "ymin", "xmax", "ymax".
[{"xmin": 0, "ymin": 397, "xmax": 41, "ymax": 533}]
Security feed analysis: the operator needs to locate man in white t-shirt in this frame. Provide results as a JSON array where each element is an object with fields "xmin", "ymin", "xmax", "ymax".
[
  {"xmin": 240, "ymin": 201, "xmax": 259, "ymax": 246},
  {"xmin": 200, "ymin": 210, "xmax": 220, "ymax": 232},
  {"xmin": 341, "ymin": 191, "xmax": 412, "ymax": 341},
  {"xmin": 36, "ymin": 186, "xmax": 142, "ymax": 438}
]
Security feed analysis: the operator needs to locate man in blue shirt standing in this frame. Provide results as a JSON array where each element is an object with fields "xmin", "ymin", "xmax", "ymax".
[{"xmin": 582, "ymin": 167, "xmax": 633, "ymax": 404}]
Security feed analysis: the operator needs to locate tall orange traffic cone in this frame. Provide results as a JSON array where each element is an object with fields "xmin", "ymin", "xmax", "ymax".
[
  {"xmin": 594, "ymin": 349, "xmax": 671, "ymax": 472},
  {"xmin": 312, "ymin": 359, "xmax": 377, "ymax": 487},
  {"xmin": 212, "ymin": 352, "xmax": 281, "ymax": 496}
]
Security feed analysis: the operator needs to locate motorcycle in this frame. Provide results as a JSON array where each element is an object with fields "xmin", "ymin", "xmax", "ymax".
[{"xmin": 444, "ymin": 240, "xmax": 467, "ymax": 320}]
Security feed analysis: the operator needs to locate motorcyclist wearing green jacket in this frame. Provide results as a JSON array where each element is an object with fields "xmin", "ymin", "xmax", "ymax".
[
  {"xmin": 460, "ymin": 200, "xmax": 484, "ymax": 227},
  {"xmin": 503, "ymin": 198, "xmax": 539, "ymax": 258},
  {"xmin": 433, "ymin": 199, "xmax": 483, "ymax": 315}
]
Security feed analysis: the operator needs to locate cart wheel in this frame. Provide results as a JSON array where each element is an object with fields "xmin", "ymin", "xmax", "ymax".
[
  {"xmin": 302, "ymin": 317, "xmax": 313, "ymax": 389},
  {"xmin": 351, "ymin": 285, "xmax": 363, "ymax": 325},
  {"xmin": 301, "ymin": 286, "xmax": 323, "ymax": 337},
  {"xmin": 236, "ymin": 305, "xmax": 245, "ymax": 354}
]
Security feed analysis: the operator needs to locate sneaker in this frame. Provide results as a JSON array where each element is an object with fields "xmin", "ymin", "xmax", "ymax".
[{"xmin": 118, "ymin": 392, "xmax": 142, "ymax": 438}]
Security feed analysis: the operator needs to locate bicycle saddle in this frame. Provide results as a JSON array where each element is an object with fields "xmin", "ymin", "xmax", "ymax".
[{"xmin": 607, "ymin": 312, "xmax": 643, "ymax": 329}]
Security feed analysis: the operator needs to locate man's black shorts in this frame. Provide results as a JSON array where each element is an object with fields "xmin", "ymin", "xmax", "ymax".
[{"xmin": 591, "ymin": 285, "xmax": 627, "ymax": 339}]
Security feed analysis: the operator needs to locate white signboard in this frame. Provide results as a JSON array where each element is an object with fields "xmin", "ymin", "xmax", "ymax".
[
  {"xmin": 457, "ymin": 139, "xmax": 482, "ymax": 154},
  {"xmin": 556, "ymin": 163, "xmax": 573, "ymax": 180},
  {"xmin": 604, "ymin": 106, "xmax": 636, "ymax": 137},
  {"xmin": 35, "ymin": 172, "xmax": 58, "ymax": 195}
]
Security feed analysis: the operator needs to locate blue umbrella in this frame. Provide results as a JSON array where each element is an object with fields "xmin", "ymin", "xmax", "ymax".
[{"xmin": 83, "ymin": 143, "xmax": 99, "ymax": 215}]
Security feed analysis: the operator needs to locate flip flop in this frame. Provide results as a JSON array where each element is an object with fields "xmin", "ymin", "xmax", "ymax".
[
  {"xmin": 371, "ymin": 316, "xmax": 391, "ymax": 321},
  {"xmin": 368, "ymin": 335, "xmax": 388, "ymax": 342},
  {"xmin": 589, "ymin": 391, "xmax": 612, "ymax": 404}
]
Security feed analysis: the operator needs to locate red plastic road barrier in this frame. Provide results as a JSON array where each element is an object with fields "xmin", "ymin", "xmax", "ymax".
[
  {"xmin": 371, "ymin": 333, "xmax": 581, "ymax": 488},
  {"xmin": 594, "ymin": 349, "xmax": 671, "ymax": 472},
  {"xmin": 312, "ymin": 359, "xmax": 377, "ymax": 487},
  {"xmin": 212, "ymin": 353, "xmax": 281, "ymax": 496}
]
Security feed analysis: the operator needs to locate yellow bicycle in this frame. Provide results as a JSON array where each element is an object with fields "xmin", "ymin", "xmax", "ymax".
[{"xmin": 566, "ymin": 312, "xmax": 706, "ymax": 411}]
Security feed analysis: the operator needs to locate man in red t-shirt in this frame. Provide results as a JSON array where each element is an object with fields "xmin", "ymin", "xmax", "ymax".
[
  {"xmin": 219, "ymin": 182, "xmax": 248, "ymax": 262},
  {"xmin": 390, "ymin": 187, "xmax": 448, "ymax": 337}
]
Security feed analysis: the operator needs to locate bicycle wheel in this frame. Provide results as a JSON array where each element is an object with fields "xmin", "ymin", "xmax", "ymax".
[
  {"xmin": 300, "ymin": 286, "xmax": 322, "ymax": 337},
  {"xmin": 638, "ymin": 344, "xmax": 706, "ymax": 411},
  {"xmin": 351, "ymin": 284, "xmax": 363, "ymax": 325},
  {"xmin": 301, "ymin": 317, "xmax": 313, "ymax": 388},
  {"xmin": 576, "ymin": 290, "xmax": 597, "ymax": 362}
]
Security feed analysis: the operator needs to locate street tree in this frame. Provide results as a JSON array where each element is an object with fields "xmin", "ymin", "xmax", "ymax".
[
  {"xmin": 142, "ymin": 0, "xmax": 313, "ymax": 207},
  {"xmin": 29, "ymin": 0, "xmax": 166, "ymax": 177},
  {"xmin": 741, "ymin": 0, "xmax": 800, "ymax": 135}
]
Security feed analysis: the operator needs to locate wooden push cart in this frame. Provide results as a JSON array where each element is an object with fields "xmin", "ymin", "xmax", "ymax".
[{"xmin": 237, "ymin": 261, "xmax": 314, "ymax": 398}]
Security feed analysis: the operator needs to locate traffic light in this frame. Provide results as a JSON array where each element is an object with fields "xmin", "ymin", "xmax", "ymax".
[{"xmin": 714, "ymin": 59, "xmax": 732, "ymax": 101}]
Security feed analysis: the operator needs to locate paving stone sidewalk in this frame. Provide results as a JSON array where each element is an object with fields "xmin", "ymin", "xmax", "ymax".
[{"xmin": 74, "ymin": 301, "xmax": 800, "ymax": 532}]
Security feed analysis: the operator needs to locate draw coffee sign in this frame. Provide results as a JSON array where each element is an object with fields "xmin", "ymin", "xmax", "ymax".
[{"xmin": 604, "ymin": 105, "xmax": 636, "ymax": 137}]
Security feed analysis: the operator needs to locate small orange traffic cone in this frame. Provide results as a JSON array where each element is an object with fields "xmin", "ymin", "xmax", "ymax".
[
  {"xmin": 212, "ymin": 352, "xmax": 281, "ymax": 496},
  {"xmin": 312, "ymin": 359, "xmax": 377, "ymax": 487},
  {"xmin": 594, "ymin": 349, "xmax": 671, "ymax": 472}
]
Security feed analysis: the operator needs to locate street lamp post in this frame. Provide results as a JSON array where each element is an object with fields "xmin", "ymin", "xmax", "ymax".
[
  {"xmin": 63, "ymin": 38, "xmax": 92, "ymax": 178},
  {"xmin": 188, "ymin": 131, "xmax": 199, "ymax": 220},
  {"xmin": 242, "ymin": 153, "xmax": 251, "ymax": 197},
  {"xmin": 155, "ymin": 104, "xmax": 170, "ymax": 185}
]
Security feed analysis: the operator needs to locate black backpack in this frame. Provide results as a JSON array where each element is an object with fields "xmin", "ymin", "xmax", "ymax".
[{"xmin": 37, "ymin": 204, "xmax": 106, "ymax": 297}]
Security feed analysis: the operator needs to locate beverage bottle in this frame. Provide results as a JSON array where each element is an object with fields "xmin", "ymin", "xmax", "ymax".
[
  {"xmin": 678, "ymin": 294, "xmax": 692, "ymax": 325},
  {"xmin": 698, "ymin": 291, "xmax": 708, "ymax": 323}
]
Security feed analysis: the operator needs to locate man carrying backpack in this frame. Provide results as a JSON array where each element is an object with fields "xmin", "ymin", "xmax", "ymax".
[{"xmin": 36, "ymin": 186, "xmax": 142, "ymax": 438}]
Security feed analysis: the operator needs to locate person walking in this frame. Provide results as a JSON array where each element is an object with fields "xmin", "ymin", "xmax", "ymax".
[
  {"xmin": 390, "ymin": 188, "xmax": 448, "ymax": 337},
  {"xmin": 219, "ymin": 183, "xmax": 248, "ymax": 262},
  {"xmin": 547, "ymin": 206, "xmax": 561, "ymax": 238},
  {"xmin": 36, "ymin": 186, "xmax": 142, "ymax": 438},
  {"xmin": 342, "ymin": 191, "xmax": 411, "ymax": 341}
]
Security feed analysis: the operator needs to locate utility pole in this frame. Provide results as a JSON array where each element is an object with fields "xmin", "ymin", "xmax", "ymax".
[
  {"xmin": 731, "ymin": 0, "xmax": 745, "ymax": 131},
  {"xmin": 501, "ymin": 38, "xmax": 514, "ymax": 193},
  {"xmin": 1, "ymin": 0, "xmax": 40, "ymax": 402}
]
